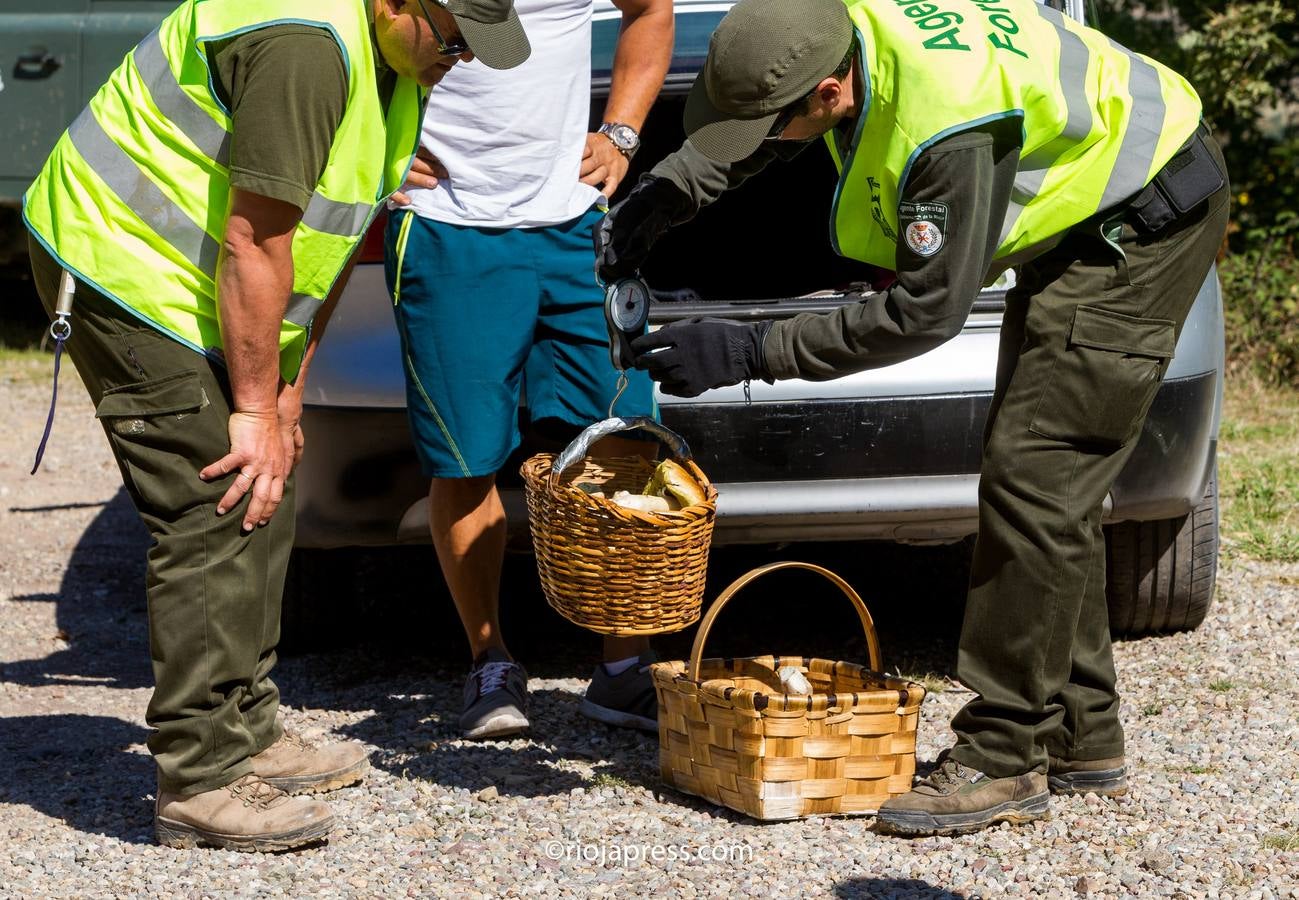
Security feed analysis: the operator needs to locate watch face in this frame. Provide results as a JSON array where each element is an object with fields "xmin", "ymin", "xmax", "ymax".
[{"xmin": 606, "ymin": 124, "xmax": 638, "ymax": 150}]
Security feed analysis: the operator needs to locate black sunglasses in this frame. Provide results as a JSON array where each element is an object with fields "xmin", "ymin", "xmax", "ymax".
[
  {"xmin": 413, "ymin": 0, "xmax": 471, "ymax": 57},
  {"xmin": 764, "ymin": 87, "xmax": 817, "ymax": 142}
]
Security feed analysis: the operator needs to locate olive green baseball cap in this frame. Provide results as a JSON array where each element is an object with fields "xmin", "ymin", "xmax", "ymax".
[
  {"xmin": 441, "ymin": 0, "xmax": 530, "ymax": 70},
  {"xmin": 685, "ymin": 0, "xmax": 853, "ymax": 162}
]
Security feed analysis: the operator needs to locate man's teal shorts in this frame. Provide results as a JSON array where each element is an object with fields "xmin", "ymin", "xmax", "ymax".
[{"xmin": 384, "ymin": 206, "xmax": 656, "ymax": 478}]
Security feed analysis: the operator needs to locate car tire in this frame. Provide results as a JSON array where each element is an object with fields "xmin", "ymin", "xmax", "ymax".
[{"xmin": 1104, "ymin": 468, "xmax": 1219, "ymax": 638}]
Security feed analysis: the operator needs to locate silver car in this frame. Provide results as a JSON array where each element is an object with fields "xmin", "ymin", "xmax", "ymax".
[{"xmin": 295, "ymin": 0, "xmax": 1223, "ymax": 637}]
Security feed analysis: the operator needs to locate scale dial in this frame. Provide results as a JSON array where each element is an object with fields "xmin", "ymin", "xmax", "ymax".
[
  {"xmin": 604, "ymin": 277, "xmax": 651, "ymax": 372},
  {"xmin": 606, "ymin": 278, "xmax": 650, "ymax": 333}
]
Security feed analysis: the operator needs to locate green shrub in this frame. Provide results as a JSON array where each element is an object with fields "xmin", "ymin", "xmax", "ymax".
[
  {"xmin": 1218, "ymin": 245, "xmax": 1299, "ymax": 386},
  {"xmin": 1096, "ymin": 1, "xmax": 1299, "ymax": 252}
]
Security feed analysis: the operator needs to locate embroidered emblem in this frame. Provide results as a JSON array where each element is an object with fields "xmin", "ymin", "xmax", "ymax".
[
  {"xmin": 905, "ymin": 220, "xmax": 944, "ymax": 256},
  {"xmin": 899, "ymin": 200, "xmax": 949, "ymax": 258}
]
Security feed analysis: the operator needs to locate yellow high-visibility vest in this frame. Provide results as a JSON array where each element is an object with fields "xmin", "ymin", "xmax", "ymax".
[
  {"xmin": 828, "ymin": 0, "xmax": 1202, "ymax": 272},
  {"xmin": 24, "ymin": 0, "xmax": 425, "ymax": 381}
]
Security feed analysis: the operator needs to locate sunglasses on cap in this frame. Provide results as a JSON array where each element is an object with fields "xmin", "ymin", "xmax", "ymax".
[{"xmin": 413, "ymin": 0, "xmax": 471, "ymax": 57}]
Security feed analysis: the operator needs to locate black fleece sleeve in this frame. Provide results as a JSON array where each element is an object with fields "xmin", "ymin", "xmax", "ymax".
[
  {"xmin": 763, "ymin": 119, "xmax": 1021, "ymax": 381},
  {"xmin": 648, "ymin": 138, "xmax": 814, "ymax": 222}
]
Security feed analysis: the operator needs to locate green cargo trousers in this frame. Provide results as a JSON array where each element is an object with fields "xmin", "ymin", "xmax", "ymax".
[
  {"xmin": 29, "ymin": 236, "xmax": 286, "ymax": 795},
  {"xmin": 947, "ymin": 138, "xmax": 1231, "ymax": 778}
]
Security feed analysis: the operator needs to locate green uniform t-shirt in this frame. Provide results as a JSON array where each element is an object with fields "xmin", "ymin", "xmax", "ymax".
[{"xmin": 204, "ymin": 24, "xmax": 396, "ymax": 213}]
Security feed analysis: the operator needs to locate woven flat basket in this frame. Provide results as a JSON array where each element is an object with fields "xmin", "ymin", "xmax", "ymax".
[
  {"xmin": 520, "ymin": 417, "xmax": 717, "ymax": 635},
  {"xmin": 651, "ymin": 562, "xmax": 925, "ymax": 820}
]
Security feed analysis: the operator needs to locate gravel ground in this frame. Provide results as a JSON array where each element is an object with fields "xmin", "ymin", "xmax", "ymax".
[{"xmin": 1, "ymin": 367, "xmax": 1297, "ymax": 899}]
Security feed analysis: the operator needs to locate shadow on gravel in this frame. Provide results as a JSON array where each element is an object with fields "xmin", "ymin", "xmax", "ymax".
[
  {"xmin": 8, "ymin": 501, "xmax": 118, "ymax": 514},
  {"xmin": 365, "ymin": 738, "xmax": 603, "ymax": 797},
  {"xmin": 0, "ymin": 714, "xmax": 155, "ymax": 845},
  {"xmin": 834, "ymin": 878, "xmax": 967, "ymax": 899},
  {"xmin": 333, "ymin": 683, "xmax": 664, "ymax": 797},
  {"xmin": 272, "ymin": 540, "xmax": 970, "ymax": 800},
  {"xmin": 1, "ymin": 476, "xmax": 972, "ymax": 824},
  {"xmin": 2, "ymin": 489, "xmax": 151, "ymax": 691}
]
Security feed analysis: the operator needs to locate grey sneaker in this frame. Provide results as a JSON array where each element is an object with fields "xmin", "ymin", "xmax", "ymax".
[
  {"xmin": 580, "ymin": 653, "xmax": 658, "ymax": 733},
  {"xmin": 460, "ymin": 650, "xmax": 529, "ymax": 740}
]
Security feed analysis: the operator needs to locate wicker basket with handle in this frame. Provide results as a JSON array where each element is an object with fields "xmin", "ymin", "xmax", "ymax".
[
  {"xmin": 520, "ymin": 416, "xmax": 717, "ymax": 635},
  {"xmin": 650, "ymin": 561, "xmax": 926, "ymax": 820}
]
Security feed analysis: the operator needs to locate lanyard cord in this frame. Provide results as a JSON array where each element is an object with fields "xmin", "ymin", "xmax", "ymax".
[
  {"xmin": 31, "ymin": 270, "xmax": 77, "ymax": 476},
  {"xmin": 31, "ymin": 318, "xmax": 70, "ymax": 475}
]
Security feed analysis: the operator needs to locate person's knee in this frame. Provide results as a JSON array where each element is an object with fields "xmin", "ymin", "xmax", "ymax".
[{"xmin": 430, "ymin": 473, "xmax": 497, "ymax": 503}]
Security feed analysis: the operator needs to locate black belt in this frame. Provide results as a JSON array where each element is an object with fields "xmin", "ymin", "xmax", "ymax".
[{"xmin": 1127, "ymin": 121, "xmax": 1225, "ymax": 234}]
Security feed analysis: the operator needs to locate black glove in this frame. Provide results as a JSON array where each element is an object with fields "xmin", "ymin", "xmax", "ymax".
[
  {"xmin": 629, "ymin": 317, "xmax": 774, "ymax": 398},
  {"xmin": 593, "ymin": 176, "xmax": 691, "ymax": 283}
]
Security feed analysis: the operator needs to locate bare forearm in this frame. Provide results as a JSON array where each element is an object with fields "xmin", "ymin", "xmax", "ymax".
[
  {"xmin": 217, "ymin": 190, "xmax": 301, "ymax": 411},
  {"xmin": 284, "ymin": 245, "xmax": 357, "ymax": 394},
  {"xmin": 603, "ymin": 0, "xmax": 673, "ymax": 128},
  {"xmin": 306, "ymin": 247, "xmax": 356, "ymax": 364},
  {"xmin": 218, "ymin": 239, "xmax": 292, "ymax": 413}
]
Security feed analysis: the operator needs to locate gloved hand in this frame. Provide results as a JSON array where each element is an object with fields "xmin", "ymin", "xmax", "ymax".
[
  {"xmin": 629, "ymin": 317, "xmax": 774, "ymax": 398},
  {"xmin": 593, "ymin": 176, "xmax": 691, "ymax": 283}
]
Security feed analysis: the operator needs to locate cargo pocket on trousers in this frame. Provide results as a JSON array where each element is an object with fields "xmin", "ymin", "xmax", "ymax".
[
  {"xmin": 1028, "ymin": 306, "xmax": 1175, "ymax": 449},
  {"xmin": 95, "ymin": 371, "xmax": 214, "ymax": 512}
]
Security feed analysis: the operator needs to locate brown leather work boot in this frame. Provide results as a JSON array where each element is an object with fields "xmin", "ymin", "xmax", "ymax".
[
  {"xmin": 876, "ymin": 752, "xmax": 1050, "ymax": 837},
  {"xmin": 154, "ymin": 774, "xmax": 334, "ymax": 852},
  {"xmin": 250, "ymin": 730, "xmax": 370, "ymax": 795},
  {"xmin": 1047, "ymin": 754, "xmax": 1128, "ymax": 797}
]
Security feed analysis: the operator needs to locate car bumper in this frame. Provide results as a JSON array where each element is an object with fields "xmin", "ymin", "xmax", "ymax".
[{"xmin": 294, "ymin": 371, "xmax": 1217, "ymax": 548}]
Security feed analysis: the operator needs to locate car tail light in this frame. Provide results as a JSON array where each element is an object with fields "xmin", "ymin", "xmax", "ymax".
[{"xmin": 357, "ymin": 211, "xmax": 389, "ymax": 264}]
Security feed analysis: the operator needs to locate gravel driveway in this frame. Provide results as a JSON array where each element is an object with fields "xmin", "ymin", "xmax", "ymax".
[{"xmin": 1, "ymin": 367, "xmax": 1296, "ymax": 899}]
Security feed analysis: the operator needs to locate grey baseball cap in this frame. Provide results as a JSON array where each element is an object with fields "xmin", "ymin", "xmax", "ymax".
[
  {"xmin": 685, "ymin": 0, "xmax": 853, "ymax": 162},
  {"xmin": 442, "ymin": 0, "xmax": 530, "ymax": 70}
]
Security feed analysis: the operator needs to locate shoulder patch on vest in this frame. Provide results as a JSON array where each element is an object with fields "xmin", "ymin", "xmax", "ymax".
[{"xmin": 899, "ymin": 200, "xmax": 948, "ymax": 258}]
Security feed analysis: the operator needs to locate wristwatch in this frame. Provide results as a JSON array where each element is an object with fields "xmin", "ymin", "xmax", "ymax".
[{"xmin": 598, "ymin": 122, "xmax": 641, "ymax": 159}]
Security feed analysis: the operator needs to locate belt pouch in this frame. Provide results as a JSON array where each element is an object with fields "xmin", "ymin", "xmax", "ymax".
[{"xmin": 1132, "ymin": 126, "xmax": 1225, "ymax": 232}]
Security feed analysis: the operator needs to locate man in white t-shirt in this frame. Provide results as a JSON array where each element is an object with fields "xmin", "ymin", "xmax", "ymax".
[{"xmin": 386, "ymin": 0, "xmax": 672, "ymax": 739}]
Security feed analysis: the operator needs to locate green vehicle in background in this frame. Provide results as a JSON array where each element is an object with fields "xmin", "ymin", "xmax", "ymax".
[{"xmin": 0, "ymin": 2, "xmax": 172, "ymax": 270}]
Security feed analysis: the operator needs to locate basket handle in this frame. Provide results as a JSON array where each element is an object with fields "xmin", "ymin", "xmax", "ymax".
[
  {"xmin": 551, "ymin": 416, "xmax": 692, "ymax": 476},
  {"xmin": 687, "ymin": 561, "xmax": 882, "ymax": 682}
]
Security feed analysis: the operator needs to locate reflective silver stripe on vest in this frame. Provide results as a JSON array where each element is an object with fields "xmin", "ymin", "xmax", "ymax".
[
  {"xmin": 1100, "ymin": 43, "xmax": 1166, "ymax": 210},
  {"xmin": 67, "ymin": 107, "xmax": 221, "ymax": 276},
  {"xmin": 302, "ymin": 192, "xmax": 373, "ymax": 237},
  {"xmin": 999, "ymin": 4, "xmax": 1094, "ymax": 246},
  {"xmin": 133, "ymin": 29, "xmax": 231, "ymax": 167},
  {"xmin": 135, "ymin": 28, "xmax": 371, "ymax": 243},
  {"xmin": 284, "ymin": 293, "xmax": 324, "ymax": 327}
]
